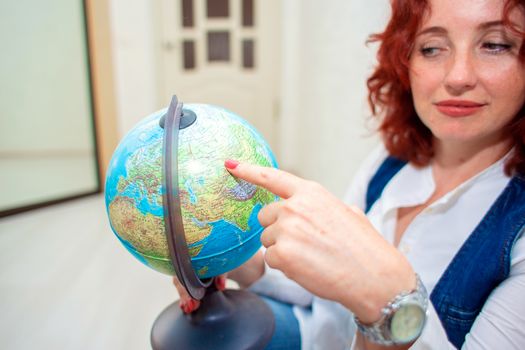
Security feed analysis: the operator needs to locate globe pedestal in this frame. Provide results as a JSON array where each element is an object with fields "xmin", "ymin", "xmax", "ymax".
[{"xmin": 151, "ymin": 286, "xmax": 275, "ymax": 350}]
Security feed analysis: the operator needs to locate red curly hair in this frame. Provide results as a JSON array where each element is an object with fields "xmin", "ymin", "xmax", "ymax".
[{"xmin": 367, "ymin": 0, "xmax": 525, "ymax": 175}]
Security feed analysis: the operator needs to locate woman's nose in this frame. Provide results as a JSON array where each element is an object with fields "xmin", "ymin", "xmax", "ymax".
[{"xmin": 444, "ymin": 50, "xmax": 478, "ymax": 95}]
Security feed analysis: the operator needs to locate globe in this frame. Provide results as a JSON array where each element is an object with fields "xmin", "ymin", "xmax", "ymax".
[{"xmin": 105, "ymin": 103, "xmax": 279, "ymax": 279}]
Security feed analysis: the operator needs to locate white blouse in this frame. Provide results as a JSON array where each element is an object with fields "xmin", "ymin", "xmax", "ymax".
[{"xmin": 249, "ymin": 145, "xmax": 525, "ymax": 349}]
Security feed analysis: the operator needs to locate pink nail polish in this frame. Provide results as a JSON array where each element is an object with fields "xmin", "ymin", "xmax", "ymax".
[
  {"xmin": 188, "ymin": 299, "xmax": 200, "ymax": 313},
  {"xmin": 179, "ymin": 301, "xmax": 188, "ymax": 313},
  {"xmin": 215, "ymin": 276, "xmax": 226, "ymax": 291},
  {"xmin": 225, "ymin": 159, "xmax": 239, "ymax": 169}
]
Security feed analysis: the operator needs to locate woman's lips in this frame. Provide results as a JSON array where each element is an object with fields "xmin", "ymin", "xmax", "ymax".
[{"xmin": 434, "ymin": 100, "xmax": 487, "ymax": 117}]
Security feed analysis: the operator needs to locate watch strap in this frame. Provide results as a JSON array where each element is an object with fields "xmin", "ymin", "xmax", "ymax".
[{"xmin": 354, "ymin": 274, "xmax": 428, "ymax": 345}]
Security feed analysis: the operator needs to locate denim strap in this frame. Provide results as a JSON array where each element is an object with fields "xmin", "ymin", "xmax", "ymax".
[
  {"xmin": 429, "ymin": 175, "xmax": 525, "ymax": 348},
  {"xmin": 365, "ymin": 156, "xmax": 407, "ymax": 214}
]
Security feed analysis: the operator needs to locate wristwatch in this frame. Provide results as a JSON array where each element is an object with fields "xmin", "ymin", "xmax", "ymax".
[{"xmin": 354, "ymin": 274, "xmax": 428, "ymax": 345}]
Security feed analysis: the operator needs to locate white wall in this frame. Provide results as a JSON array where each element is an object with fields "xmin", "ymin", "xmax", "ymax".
[
  {"xmin": 109, "ymin": 0, "xmax": 162, "ymax": 137},
  {"xmin": 0, "ymin": 0, "xmax": 100, "ymax": 210},
  {"xmin": 109, "ymin": 0, "xmax": 391, "ymax": 196},
  {"xmin": 279, "ymin": 0, "xmax": 390, "ymax": 196},
  {"xmin": 0, "ymin": 0, "xmax": 95, "ymax": 153}
]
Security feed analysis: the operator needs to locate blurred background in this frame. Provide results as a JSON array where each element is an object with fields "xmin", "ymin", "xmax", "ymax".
[{"xmin": 0, "ymin": 0, "xmax": 388, "ymax": 348}]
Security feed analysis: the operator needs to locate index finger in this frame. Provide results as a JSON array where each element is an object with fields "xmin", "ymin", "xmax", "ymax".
[{"xmin": 224, "ymin": 159, "xmax": 303, "ymax": 199}]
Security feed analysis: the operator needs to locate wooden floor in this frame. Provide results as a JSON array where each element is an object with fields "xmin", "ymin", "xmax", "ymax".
[{"xmin": 0, "ymin": 194, "xmax": 179, "ymax": 349}]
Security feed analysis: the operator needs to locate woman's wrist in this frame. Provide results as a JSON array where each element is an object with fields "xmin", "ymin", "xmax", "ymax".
[
  {"xmin": 354, "ymin": 273, "xmax": 428, "ymax": 348},
  {"xmin": 342, "ymin": 260, "xmax": 416, "ymax": 324}
]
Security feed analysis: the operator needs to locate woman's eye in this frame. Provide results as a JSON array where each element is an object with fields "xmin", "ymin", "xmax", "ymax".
[
  {"xmin": 420, "ymin": 46, "xmax": 442, "ymax": 57},
  {"xmin": 482, "ymin": 42, "xmax": 512, "ymax": 54}
]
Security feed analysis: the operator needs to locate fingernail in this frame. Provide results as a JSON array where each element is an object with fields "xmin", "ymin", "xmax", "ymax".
[
  {"xmin": 188, "ymin": 299, "xmax": 199, "ymax": 313},
  {"xmin": 179, "ymin": 301, "xmax": 187, "ymax": 312},
  {"xmin": 225, "ymin": 159, "xmax": 239, "ymax": 169},
  {"xmin": 215, "ymin": 276, "xmax": 226, "ymax": 291},
  {"xmin": 180, "ymin": 300, "xmax": 194, "ymax": 314}
]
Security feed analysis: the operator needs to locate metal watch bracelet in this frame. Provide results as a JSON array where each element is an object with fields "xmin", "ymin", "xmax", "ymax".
[{"xmin": 354, "ymin": 274, "xmax": 428, "ymax": 346}]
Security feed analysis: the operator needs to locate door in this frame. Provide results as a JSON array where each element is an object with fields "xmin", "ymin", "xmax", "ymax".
[{"xmin": 158, "ymin": 0, "xmax": 281, "ymax": 153}]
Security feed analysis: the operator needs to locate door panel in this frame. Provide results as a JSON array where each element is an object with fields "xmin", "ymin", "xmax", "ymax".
[{"xmin": 159, "ymin": 0, "xmax": 281, "ymax": 153}]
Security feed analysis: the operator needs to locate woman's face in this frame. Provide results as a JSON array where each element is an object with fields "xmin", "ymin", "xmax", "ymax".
[{"xmin": 409, "ymin": 0, "xmax": 525, "ymax": 147}]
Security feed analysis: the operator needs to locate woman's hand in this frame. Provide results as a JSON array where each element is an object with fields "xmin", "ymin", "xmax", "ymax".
[
  {"xmin": 172, "ymin": 251, "xmax": 265, "ymax": 313},
  {"xmin": 225, "ymin": 159, "xmax": 416, "ymax": 324},
  {"xmin": 172, "ymin": 275, "xmax": 227, "ymax": 314}
]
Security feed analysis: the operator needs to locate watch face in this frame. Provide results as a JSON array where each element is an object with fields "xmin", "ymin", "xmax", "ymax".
[{"xmin": 390, "ymin": 303, "xmax": 426, "ymax": 343}]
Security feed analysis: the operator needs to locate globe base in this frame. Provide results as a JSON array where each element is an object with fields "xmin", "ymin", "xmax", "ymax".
[{"xmin": 151, "ymin": 288, "xmax": 275, "ymax": 350}]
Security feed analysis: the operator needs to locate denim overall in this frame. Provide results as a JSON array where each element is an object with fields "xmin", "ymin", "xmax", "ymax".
[{"xmin": 365, "ymin": 156, "xmax": 525, "ymax": 349}]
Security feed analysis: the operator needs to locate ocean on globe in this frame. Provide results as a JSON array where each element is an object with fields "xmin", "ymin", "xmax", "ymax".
[{"xmin": 105, "ymin": 104, "xmax": 279, "ymax": 278}]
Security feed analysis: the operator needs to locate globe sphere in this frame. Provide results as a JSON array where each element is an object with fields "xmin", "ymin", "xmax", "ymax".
[{"xmin": 105, "ymin": 104, "xmax": 278, "ymax": 278}]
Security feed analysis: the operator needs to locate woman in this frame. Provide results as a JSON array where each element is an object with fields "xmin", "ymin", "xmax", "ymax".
[{"xmin": 176, "ymin": 0, "xmax": 525, "ymax": 348}]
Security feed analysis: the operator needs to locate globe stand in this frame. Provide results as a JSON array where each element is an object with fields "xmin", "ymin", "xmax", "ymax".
[
  {"xmin": 151, "ymin": 284, "xmax": 275, "ymax": 350},
  {"xmin": 151, "ymin": 95, "xmax": 275, "ymax": 349}
]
